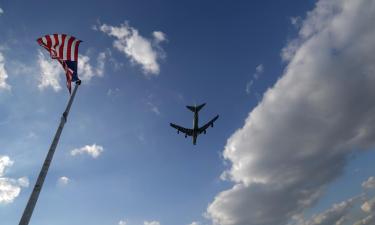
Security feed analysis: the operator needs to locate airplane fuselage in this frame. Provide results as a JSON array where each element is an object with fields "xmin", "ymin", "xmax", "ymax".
[{"xmin": 192, "ymin": 110, "xmax": 199, "ymax": 145}]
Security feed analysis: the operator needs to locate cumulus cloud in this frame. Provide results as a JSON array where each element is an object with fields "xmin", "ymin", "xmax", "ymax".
[
  {"xmin": 37, "ymin": 50, "xmax": 62, "ymax": 91},
  {"xmin": 144, "ymin": 221, "xmax": 160, "ymax": 225},
  {"xmin": 78, "ymin": 52, "xmax": 106, "ymax": 81},
  {"xmin": 98, "ymin": 22, "xmax": 166, "ymax": 75},
  {"xmin": 363, "ymin": 177, "xmax": 375, "ymax": 190},
  {"xmin": 70, "ymin": 144, "xmax": 104, "ymax": 158},
  {"xmin": 207, "ymin": 0, "xmax": 375, "ymax": 225},
  {"xmin": 0, "ymin": 52, "xmax": 11, "ymax": 90},
  {"xmin": 0, "ymin": 156, "xmax": 29, "ymax": 204},
  {"xmin": 38, "ymin": 51, "xmax": 106, "ymax": 91}
]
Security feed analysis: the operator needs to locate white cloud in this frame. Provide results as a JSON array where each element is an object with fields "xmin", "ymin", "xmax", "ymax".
[
  {"xmin": 0, "ymin": 155, "xmax": 29, "ymax": 204},
  {"xmin": 147, "ymin": 102, "xmax": 161, "ymax": 115},
  {"xmin": 295, "ymin": 197, "xmax": 359, "ymax": 225},
  {"xmin": 363, "ymin": 177, "xmax": 375, "ymax": 189},
  {"xmin": 38, "ymin": 50, "xmax": 106, "ymax": 91},
  {"xmin": 98, "ymin": 22, "xmax": 166, "ymax": 75},
  {"xmin": 353, "ymin": 215, "xmax": 375, "ymax": 225},
  {"xmin": 153, "ymin": 31, "xmax": 167, "ymax": 43},
  {"xmin": 0, "ymin": 156, "xmax": 13, "ymax": 176},
  {"xmin": 78, "ymin": 52, "xmax": 106, "ymax": 82},
  {"xmin": 246, "ymin": 64, "xmax": 264, "ymax": 94},
  {"xmin": 207, "ymin": 0, "xmax": 375, "ymax": 225},
  {"xmin": 290, "ymin": 17, "xmax": 302, "ymax": 28},
  {"xmin": 17, "ymin": 177, "xmax": 29, "ymax": 188},
  {"xmin": 37, "ymin": 50, "xmax": 62, "ymax": 92},
  {"xmin": 361, "ymin": 198, "xmax": 375, "ymax": 213},
  {"xmin": 245, "ymin": 80, "xmax": 253, "ymax": 94},
  {"xmin": 118, "ymin": 220, "xmax": 127, "ymax": 225},
  {"xmin": 0, "ymin": 52, "xmax": 11, "ymax": 90},
  {"xmin": 144, "ymin": 221, "xmax": 160, "ymax": 225},
  {"xmin": 0, "ymin": 8, "xmax": 3, "ymax": 15},
  {"xmin": 57, "ymin": 176, "xmax": 70, "ymax": 186},
  {"xmin": 96, "ymin": 52, "xmax": 106, "ymax": 76},
  {"xmin": 70, "ymin": 144, "xmax": 104, "ymax": 158},
  {"xmin": 188, "ymin": 222, "xmax": 200, "ymax": 225},
  {"xmin": 253, "ymin": 64, "xmax": 264, "ymax": 79}
]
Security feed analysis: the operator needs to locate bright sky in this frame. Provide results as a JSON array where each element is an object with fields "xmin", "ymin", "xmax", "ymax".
[{"xmin": 1, "ymin": 1, "xmax": 375, "ymax": 225}]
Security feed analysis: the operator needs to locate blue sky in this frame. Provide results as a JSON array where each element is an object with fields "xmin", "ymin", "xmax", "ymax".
[{"xmin": 1, "ymin": 1, "xmax": 375, "ymax": 225}]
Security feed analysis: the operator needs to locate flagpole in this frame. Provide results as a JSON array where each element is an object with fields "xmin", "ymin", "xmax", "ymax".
[{"xmin": 18, "ymin": 80, "xmax": 81, "ymax": 225}]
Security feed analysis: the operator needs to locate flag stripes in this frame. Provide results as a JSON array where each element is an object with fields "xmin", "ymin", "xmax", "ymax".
[
  {"xmin": 37, "ymin": 34, "xmax": 82, "ymax": 93},
  {"xmin": 37, "ymin": 34, "xmax": 81, "ymax": 61}
]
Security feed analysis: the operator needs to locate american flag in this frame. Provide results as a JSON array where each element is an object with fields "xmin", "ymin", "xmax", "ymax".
[{"xmin": 37, "ymin": 34, "xmax": 82, "ymax": 93}]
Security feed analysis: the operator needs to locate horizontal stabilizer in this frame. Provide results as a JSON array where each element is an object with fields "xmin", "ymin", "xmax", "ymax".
[{"xmin": 186, "ymin": 103, "xmax": 206, "ymax": 112}]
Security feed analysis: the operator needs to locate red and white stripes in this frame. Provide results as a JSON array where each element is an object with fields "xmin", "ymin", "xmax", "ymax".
[{"xmin": 37, "ymin": 34, "xmax": 81, "ymax": 61}]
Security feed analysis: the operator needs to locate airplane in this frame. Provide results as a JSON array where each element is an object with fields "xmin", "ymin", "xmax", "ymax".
[{"xmin": 170, "ymin": 103, "xmax": 219, "ymax": 145}]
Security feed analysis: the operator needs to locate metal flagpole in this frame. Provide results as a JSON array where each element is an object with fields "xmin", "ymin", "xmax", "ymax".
[{"xmin": 18, "ymin": 81, "xmax": 81, "ymax": 225}]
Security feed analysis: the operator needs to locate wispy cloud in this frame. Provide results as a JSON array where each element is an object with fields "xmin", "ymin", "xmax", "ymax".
[
  {"xmin": 118, "ymin": 220, "xmax": 127, "ymax": 225},
  {"xmin": 147, "ymin": 102, "xmax": 161, "ymax": 115},
  {"xmin": 70, "ymin": 144, "xmax": 104, "ymax": 158},
  {"xmin": 57, "ymin": 176, "xmax": 70, "ymax": 186},
  {"xmin": 97, "ymin": 22, "xmax": 167, "ymax": 75},
  {"xmin": 144, "ymin": 221, "xmax": 160, "ymax": 225},
  {"xmin": 245, "ymin": 64, "xmax": 264, "ymax": 94},
  {"xmin": 0, "ymin": 52, "xmax": 11, "ymax": 90}
]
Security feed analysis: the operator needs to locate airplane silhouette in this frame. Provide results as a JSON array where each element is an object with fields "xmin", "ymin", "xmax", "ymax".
[{"xmin": 170, "ymin": 103, "xmax": 219, "ymax": 145}]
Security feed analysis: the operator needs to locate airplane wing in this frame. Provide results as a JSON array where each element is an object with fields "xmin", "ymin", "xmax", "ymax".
[
  {"xmin": 170, "ymin": 123, "xmax": 194, "ymax": 136},
  {"xmin": 198, "ymin": 115, "xmax": 219, "ymax": 134}
]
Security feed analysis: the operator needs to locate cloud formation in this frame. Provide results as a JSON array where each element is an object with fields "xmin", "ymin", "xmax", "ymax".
[
  {"xmin": 363, "ymin": 177, "xmax": 375, "ymax": 190},
  {"xmin": 0, "ymin": 155, "xmax": 29, "ymax": 204},
  {"xmin": 353, "ymin": 215, "xmax": 375, "ymax": 225},
  {"xmin": 207, "ymin": 0, "xmax": 375, "ymax": 225},
  {"xmin": 98, "ymin": 22, "xmax": 166, "ymax": 75},
  {"xmin": 361, "ymin": 198, "xmax": 375, "ymax": 213},
  {"xmin": 37, "ymin": 50, "xmax": 62, "ymax": 91},
  {"xmin": 70, "ymin": 144, "xmax": 104, "ymax": 158},
  {"xmin": 144, "ymin": 221, "xmax": 160, "ymax": 225},
  {"xmin": 296, "ymin": 197, "xmax": 359, "ymax": 225},
  {"xmin": 0, "ymin": 52, "xmax": 11, "ymax": 90},
  {"xmin": 38, "ymin": 51, "xmax": 106, "ymax": 91},
  {"xmin": 246, "ymin": 64, "xmax": 264, "ymax": 94},
  {"xmin": 118, "ymin": 220, "xmax": 127, "ymax": 225},
  {"xmin": 78, "ymin": 52, "xmax": 106, "ymax": 81}
]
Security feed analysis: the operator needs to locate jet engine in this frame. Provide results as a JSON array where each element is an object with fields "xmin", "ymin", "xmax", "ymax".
[{"xmin": 185, "ymin": 134, "xmax": 187, "ymax": 138}]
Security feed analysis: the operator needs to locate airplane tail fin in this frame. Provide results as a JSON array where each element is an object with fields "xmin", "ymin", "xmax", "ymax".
[{"xmin": 186, "ymin": 103, "xmax": 206, "ymax": 112}]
